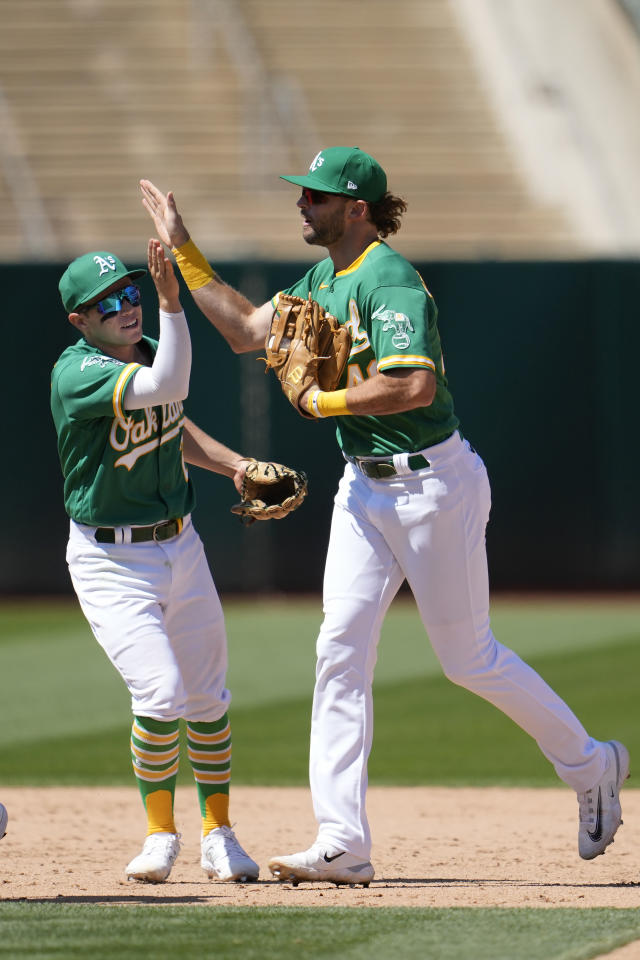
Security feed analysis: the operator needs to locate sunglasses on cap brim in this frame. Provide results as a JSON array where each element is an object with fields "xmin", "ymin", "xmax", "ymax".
[{"xmin": 91, "ymin": 284, "xmax": 142, "ymax": 317}]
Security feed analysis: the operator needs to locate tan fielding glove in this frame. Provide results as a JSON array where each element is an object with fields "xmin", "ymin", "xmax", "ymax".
[
  {"xmin": 263, "ymin": 294, "xmax": 352, "ymax": 418},
  {"xmin": 230, "ymin": 460, "xmax": 308, "ymax": 525}
]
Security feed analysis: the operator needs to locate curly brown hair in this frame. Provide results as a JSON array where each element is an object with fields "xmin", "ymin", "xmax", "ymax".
[{"xmin": 367, "ymin": 192, "xmax": 407, "ymax": 237}]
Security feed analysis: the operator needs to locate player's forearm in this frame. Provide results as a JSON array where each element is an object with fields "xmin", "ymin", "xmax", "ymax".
[
  {"xmin": 349, "ymin": 369, "xmax": 435, "ymax": 414},
  {"xmin": 171, "ymin": 237, "xmax": 268, "ymax": 353},
  {"xmin": 191, "ymin": 280, "xmax": 267, "ymax": 353},
  {"xmin": 124, "ymin": 309, "xmax": 192, "ymax": 408},
  {"xmin": 306, "ymin": 369, "xmax": 436, "ymax": 418},
  {"xmin": 182, "ymin": 417, "xmax": 249, "ymax": 478}
]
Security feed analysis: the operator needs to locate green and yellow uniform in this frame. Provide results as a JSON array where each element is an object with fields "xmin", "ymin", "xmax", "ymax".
[
  {"xmin": 51, "ymin": 335, "xmax": 193, "ymax": 526},
  {"xmin": 277, "ymin": 240, "xmax": 459, "ymax": 457}
]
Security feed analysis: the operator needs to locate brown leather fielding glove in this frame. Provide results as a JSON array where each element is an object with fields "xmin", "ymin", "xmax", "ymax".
[
  {"xmin": 230, "ymin": 460, "xmax": 308, "ymax": 525},
  {"xmin": 263, "ymin": 294, "xmax": 352, "ymax": 418}
]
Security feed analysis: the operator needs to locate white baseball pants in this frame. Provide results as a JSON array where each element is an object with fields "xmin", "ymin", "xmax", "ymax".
[
  {"xmin": 311, "ymin": 431, "xmax": 605, "ymax": 859},
  {"xmin": 66, "ymin": 516, "xmax": 231, "ymax": 722}
]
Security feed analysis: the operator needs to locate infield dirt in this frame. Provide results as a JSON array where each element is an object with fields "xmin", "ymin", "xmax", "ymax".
[{"xmin": 1, "ymin": 785, "xmax": 639, "ymax": 910}]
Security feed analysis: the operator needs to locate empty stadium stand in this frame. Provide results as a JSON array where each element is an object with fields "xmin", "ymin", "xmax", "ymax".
[{"xmin": 0, "ymin": 0, "xmax": 636, "ymax": 263}]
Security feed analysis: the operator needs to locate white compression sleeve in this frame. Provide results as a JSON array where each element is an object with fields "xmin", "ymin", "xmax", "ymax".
[{"xmin": 123, "ymin": 309, "xmax": 192, "ymax": 409}]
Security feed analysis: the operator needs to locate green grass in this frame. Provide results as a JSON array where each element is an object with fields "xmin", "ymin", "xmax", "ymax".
[
  {"xmin": 0, "ymin": 904, "xmax": 638, "ymax": 960},
  {"xmin": 2, "ymin": 598, "xmax": 639, "ymax": 956},
  {"xmin": 0, "ymin": 596, "xmax": 638, "ymax": 785}
]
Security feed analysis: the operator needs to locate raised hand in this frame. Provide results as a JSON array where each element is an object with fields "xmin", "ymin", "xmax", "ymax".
[
  {"xmin": 140, "ymin": 180, "xmax": 189, "ymax": 250},
  {"xmin": 148, "ymin": 238, "xmax": 181, "ymax": 314}
]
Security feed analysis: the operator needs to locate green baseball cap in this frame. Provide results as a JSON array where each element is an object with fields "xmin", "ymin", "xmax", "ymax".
[
  {"xmin": 59, "ymin": 251, "xmax": 147, "ymax": 312},
  {"xmin": 280, "ymin": 146, "xmax": 387, "ymax": 203}
]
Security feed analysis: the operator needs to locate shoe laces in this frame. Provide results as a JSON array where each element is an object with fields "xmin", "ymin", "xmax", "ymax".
[
  {"xmin": 144, "ymin": 832, "xmax": 181, "ymax": 855},
  {"xmin": 578, "ymin": 787, "xmax": 596, "ymax": 826},
  {"xmin": 204, "ymin": 825, "xmax": 243, "ymax": 857}
]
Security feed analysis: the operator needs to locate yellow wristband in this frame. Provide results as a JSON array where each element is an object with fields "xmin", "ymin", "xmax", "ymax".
[
  {"xmin": 172, "ymin": 238, "xmax": 215, "ymax": 291},
  {"xmin": 307, "ymin": 389, "xmax": 352, "ymax": 418}
]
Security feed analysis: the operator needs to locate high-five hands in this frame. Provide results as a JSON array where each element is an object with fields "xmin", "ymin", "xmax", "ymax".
[
  {"xmin": 148, "ymin": 238, "xmax": 181, "ymax": 314},
  {"xmin": 140, "ymin": 180, "xmax": 189, "ymax": 251}
]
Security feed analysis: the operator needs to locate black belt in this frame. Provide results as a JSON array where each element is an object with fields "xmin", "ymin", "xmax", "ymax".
[
  {"xmin": 351, "ymin": 453, "xmax": 430, "ymax": 479},
  {"xmin": 95, "ymin": 517, "xmax": 184, "ymax": 544}
]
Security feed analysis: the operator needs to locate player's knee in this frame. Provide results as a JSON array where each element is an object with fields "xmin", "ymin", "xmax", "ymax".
[
  {"xmin": 135, "ymin": 670, "xmax": 187, "ymax": 716},
  {"xmin": 440, "ymin": 638, "xmax": 507, "ymax": 691},
  {"xmin": 319, "ymin": 602, "xmax": 381, "ymax": 650},
  {"xmin": 431, "ymin": 621, "xmax": 502, "ymax": 689},
  {"xmin": 315, "ymin": 633, "xmax": 375, "ymax": 691}
]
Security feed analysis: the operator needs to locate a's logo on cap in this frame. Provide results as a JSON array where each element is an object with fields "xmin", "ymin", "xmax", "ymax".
[
  {"xmin": 310, "ymin": 151, "xmax": 324, "ymax": 172},
  {"xmin": 347, "ymin": 180, "xmax": 358, "ymax": 191},
  {"xmin": 93, "ymin": 254, "xmax": 117, "ymax": 276}
]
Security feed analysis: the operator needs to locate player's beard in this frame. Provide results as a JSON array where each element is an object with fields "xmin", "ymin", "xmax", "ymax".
[{"xmin": 303, "ymin": 206, "xmax": 347, "ymax": 247}]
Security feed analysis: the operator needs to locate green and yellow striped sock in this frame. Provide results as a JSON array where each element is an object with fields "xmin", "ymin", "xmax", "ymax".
[
  {"xmin": 130, "ymin": 716, "xmax": 180, "ymax": 835},
  {"xmin": 186, "ymin": 715, "xmax": 232, "ymax": 835}
]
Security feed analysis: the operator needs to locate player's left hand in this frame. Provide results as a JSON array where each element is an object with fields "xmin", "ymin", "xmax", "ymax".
[
  {"xmin": 230, "ymin": 460, "xmax": 308, "ymax": 525},
  {"xmin": 263, "ymin": 294, "xmax": 351, "ymax": 419},
  {"xmin": 148, "ymin": 238, "xmax": 181, "ymax": 313},
  {"xmin": 232, "ymin": 458, "xmax": 254, "ymax": 497}
]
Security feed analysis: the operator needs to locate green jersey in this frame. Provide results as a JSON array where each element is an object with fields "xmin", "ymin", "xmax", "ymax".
[
  {"xmin": 278, "ymin": 241, "xmax": 459, "ymax": 457},
  {"xmin": 50, "ymin": 335, "xmax": 195, "ymax": 526}
]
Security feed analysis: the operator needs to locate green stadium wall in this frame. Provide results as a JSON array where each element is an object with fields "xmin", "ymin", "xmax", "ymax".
[{"xmin": 7, "ymin": 258, "xmax": 640, "ymax": 595}]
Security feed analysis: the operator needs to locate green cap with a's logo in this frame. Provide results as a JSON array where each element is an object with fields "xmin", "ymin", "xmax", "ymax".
[
  {"xmin": 280, "ymin": 146, "xmax": 387, "ymax": 202},
  {"xmin": 59, "ymin": 251, "xmax": 147, "ymax": 312}
]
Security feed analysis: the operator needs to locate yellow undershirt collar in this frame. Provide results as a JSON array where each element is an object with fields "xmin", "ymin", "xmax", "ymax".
[{"xmin": 335, "ymin": 241, "xmax": 381, "ymax": 278}]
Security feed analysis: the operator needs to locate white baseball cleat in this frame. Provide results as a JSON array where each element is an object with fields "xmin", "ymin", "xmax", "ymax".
[
  {"xmin": 200, "ymin": 826, "xmax": 259, "ymax": 882},
  {"xmin": 578, "ymin": 740, "xmax": 630, "ymax": 860},
  {"xmin": 269, "ymin": 842, "xmax": 375, "ymax": 887},
  {"xmin": 125, "ymin": 832, "xmax": 181, "ymax": 883},
  {"xmin": 0, "ymin": 803, "xmax": 7, "ymax": 840}
]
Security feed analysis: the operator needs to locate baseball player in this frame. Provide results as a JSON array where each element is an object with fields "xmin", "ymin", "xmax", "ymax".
[
  {"xmin": 0, "ymin": 802, "xmax": 7, "ymax": 841},
  {"xmin": 140, "ymin": 147, "xmax": 629, "ymax": 887},
  {"xmin": 51, "ymin": 241, "xmax": 260, "ymax": 884}
]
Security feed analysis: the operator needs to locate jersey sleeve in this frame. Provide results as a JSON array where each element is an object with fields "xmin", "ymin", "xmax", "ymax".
[
  {"xmin": 365, "ymin": 285, "xmax": 438, "ymax": 374},
  {"xmin": 54, "ymin": 355, "xmax": 141, "ymax": 421}
]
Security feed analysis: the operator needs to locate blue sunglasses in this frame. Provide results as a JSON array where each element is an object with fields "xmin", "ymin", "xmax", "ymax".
[{"xmin": 94, "ymin": 284, "xmax": 141, "ymax": 317}]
